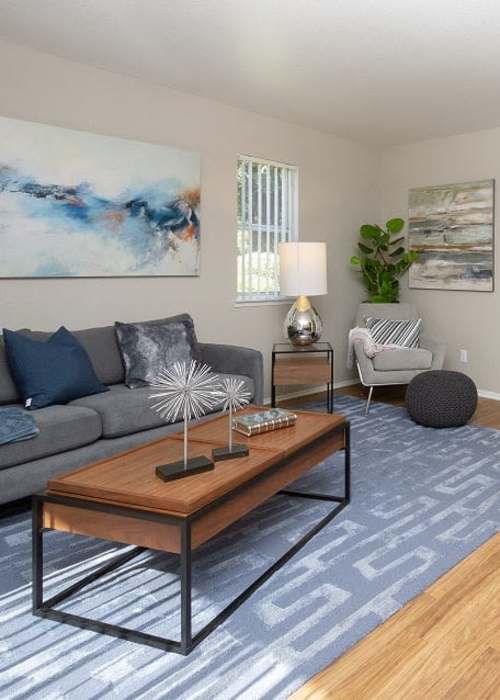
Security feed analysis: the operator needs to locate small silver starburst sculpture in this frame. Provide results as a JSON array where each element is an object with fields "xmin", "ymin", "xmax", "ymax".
[
  {"xmin": 149, "ymin": 360, "xmax": 219, "ymax": 478},
  {"xmin": 150, "ymin": 360, "xmax": 219, "ymax": 424},
  {"xmin": 212, "ymin": 376, "xmax": 251, "ymax": 461}
]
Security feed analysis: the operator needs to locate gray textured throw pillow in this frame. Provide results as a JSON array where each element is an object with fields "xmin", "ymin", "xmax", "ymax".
[{"xmin": 115, "ymin": 317, "xmax": 197, "ymax": 388}]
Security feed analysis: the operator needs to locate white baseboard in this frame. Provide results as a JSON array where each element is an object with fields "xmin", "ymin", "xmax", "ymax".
[
  {"xmin": 263, "ymin": 379, "xmax": 358, "ymax": 405},
  {"xmin": 478, "ymin": 388, "xmax": 500, "ymax": 402}
]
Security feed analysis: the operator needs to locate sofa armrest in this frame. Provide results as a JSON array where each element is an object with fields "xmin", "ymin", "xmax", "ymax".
[
  {"xmin": 419, "ymin": 334, "xmax": 446, "ymax": 370},
  {"xmin": 197, "ymin": 342, "xmax": 264, "ymax": 404},
  {"xmin": 352, "ymin": 338, "xmax": 377, "ymax": 385}
]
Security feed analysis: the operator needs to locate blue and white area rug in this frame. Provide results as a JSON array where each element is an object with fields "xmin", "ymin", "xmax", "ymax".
[{"xmin": 0, "ymin": 395, "xmax": 499, "ymax": 699}]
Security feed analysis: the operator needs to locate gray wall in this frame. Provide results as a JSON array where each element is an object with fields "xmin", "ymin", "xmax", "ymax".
[{"xmin": 0, "ymin": 39, "xmax": 378, "ymax": 396}]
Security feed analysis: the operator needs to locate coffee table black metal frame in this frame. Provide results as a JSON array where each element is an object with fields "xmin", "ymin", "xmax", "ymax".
[{"xmin": 32, "ymin": 420, "xmax": 350, "ymax": 656}]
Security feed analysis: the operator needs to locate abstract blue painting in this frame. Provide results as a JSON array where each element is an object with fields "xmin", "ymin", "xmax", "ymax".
[{"xmin": 0, "ymin": 116, "xmax": 201, "ymax": 277}]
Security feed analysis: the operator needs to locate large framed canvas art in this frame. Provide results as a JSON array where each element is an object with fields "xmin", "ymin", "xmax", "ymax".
[
  {"xmin": 408, "ymin": 179, "xmax": 494, "ymax": 291},
  {"xmin": 0, "ymin": 116, "xmax": 201, "ymax": 277}
]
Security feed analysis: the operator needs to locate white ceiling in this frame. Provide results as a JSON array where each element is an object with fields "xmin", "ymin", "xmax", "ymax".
[{"xmin": 1, "ymin": 0, "xmax": 500, "ymax": 146}]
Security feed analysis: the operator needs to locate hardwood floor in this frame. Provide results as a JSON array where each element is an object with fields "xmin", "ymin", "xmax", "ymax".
[
  {"xmin": 339, "ymin": 383, "xmax": 500, "ymax": 429},
  {"xmin": 292, "ymin": 534, "xmax": 500, "ymax": 700},
  {"xmin": 282, "ymin": 383, "xmax": 500, "ymax": 429},
  {"xmin": 283, "ymin": 384, "xmax": 500, "ymax": 700}
]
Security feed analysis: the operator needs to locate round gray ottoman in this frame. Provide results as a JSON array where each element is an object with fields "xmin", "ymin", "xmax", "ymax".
[{"xmin": 406, "ymin": 370, "xmax": 478, "ymax": 428}]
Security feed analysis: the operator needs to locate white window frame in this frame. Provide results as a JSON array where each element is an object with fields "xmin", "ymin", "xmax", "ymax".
[{"xmin": 236, "ymin": 155, "xmax": 298, "ymax": 304}]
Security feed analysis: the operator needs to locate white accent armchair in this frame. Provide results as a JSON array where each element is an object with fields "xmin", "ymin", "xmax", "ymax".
[{"xmin": 352, "ymin": 303, "xmax": 446, "ymax": 414}]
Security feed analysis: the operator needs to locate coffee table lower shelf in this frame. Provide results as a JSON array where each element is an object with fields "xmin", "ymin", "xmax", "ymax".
[{"xmin": 32, "ymin": 423, "xmax": 350, "ymax": 656}]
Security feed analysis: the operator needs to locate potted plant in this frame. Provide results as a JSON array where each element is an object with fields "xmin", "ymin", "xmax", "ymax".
[{"xmin": 350, "ymin": 218, "xmax": 418, "ymax": 303}]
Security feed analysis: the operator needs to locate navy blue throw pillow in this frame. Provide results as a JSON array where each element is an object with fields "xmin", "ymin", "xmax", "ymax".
[{"xmin": 3, "ymin": 326, "xmax": 109, "ymax": 409}]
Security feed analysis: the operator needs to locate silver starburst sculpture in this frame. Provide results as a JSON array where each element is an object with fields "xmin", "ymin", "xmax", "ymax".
[
  {"xmin": 212, "ymin": 376, "xmax": 251, "ymax": 461},
  {"xmin": 149, "ymin": 360, "xmax": 219, "ymax": 480}
]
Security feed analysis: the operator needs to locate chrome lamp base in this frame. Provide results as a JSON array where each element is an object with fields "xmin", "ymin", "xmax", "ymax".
[{"xmin": 284, "ymin": 295, "xmax": 323, "ymax": 346}]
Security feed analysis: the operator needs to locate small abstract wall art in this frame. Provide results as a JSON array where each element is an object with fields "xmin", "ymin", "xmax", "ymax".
[
  {"xmin": 408, "ymin": 179, "xmax": 494, "ymax": 291},
  {"xmin": 0, "ymin": 116, "xmax": 201, "ymax": 277}
]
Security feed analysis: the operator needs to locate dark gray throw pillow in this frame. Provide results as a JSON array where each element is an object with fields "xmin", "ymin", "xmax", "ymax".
[{"xmin": 115, "ymin": 316, "xmax": 198, "ymax": 388}]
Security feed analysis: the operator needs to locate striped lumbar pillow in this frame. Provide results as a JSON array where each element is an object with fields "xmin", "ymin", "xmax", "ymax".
[{"xmin": 365, "ymin": 317, "xmax": 422, "ymax": 348}]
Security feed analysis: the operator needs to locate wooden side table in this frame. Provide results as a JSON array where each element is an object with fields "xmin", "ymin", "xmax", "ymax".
[{"xmin": 271, "ymin": 341, "xmax": 334, "ymax": 413}]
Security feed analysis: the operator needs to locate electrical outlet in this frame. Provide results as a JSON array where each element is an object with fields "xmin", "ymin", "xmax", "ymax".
[{"xmin": 459, "ymin": 349, "xmax": 468, "ymax": 363}]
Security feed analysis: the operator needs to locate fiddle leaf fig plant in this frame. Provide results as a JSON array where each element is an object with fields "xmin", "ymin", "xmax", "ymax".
[{"xmin": 350, "ymin": 217, "xmax": 418, "ymax": 303}]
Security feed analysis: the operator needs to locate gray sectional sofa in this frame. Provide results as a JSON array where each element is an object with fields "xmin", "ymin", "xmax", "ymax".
[{"xmin": 0, "ymin": 317, "xmax": 263, "ymax": 504}]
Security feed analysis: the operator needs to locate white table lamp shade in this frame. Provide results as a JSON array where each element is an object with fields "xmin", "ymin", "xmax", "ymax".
[{"xmin": 279, "ymin": 242, "xmax": 327, "ymax": 297}]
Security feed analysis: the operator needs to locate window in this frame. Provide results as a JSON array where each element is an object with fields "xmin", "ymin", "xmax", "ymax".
[{"xmin": 237, "ymin": 155, "xmax": 298, "ymax": 301}]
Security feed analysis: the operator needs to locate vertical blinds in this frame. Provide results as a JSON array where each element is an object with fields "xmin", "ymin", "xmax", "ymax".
[{"xmin": 237, "ymin": 156, "xmax": 298, "ymax": 300}]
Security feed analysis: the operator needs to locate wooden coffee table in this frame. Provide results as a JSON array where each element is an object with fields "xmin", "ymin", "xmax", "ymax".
[{"xmin": 32, "ymin": 407, "xmax": 350, "ymax": 655}]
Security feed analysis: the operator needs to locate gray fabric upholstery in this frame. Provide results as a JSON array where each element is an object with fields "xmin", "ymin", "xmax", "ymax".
[
  {"xmin": 419, "ymin": 334, "xmax": 447, "ymax": 371},
  {"xmin": 354, "ymin": 338, "xmax": 445, "ymax": 386},
  {"xmin": 19, "ymin": 326, "xmax": 125, "ymax": 385},
  {"xmin": 0, "ymin": 317, "xmax": 263, "ymax": 504},
  {"xmin": 354, "ymin": 339, "xmax": 415, "ymax": 384},
  {"xmin": 198, "ymin": 343, "xmax": 264, "ymax": 404},
  {"xmin": 70, "ymin": 374, "xmax": 255, "ymax": 438},
  {"xmin": 0, "ymin": 404, "xmax": 102, "ymax": 470},
  {"xmin": 373, "ymin": 348, "xmax": 432, "ymax": 371},
  {"xmin": 353, "ymin": 303, "xmax": 446, "ymax": 389},
  {"xmin": 70, "ymin": 384, "xmax": 164, "ymax": 437},
  {"xmin": 0, "ymin": 337, "xmax": 20, "ymax": 405},
  {"xmin": 354, "ymin": 303, "xmax": 418, "ymax": 328},
  {"xmin": 73, "ymin": 326, "xmax": 124, "ymax": 385}
]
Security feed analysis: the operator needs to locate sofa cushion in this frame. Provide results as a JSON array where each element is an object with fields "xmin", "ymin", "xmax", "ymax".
[
  {"xmin": 0, "ymin": 404, "xmax": 102, "ymax": 470},
  {"xmin": 3, "ymin": 327, "xmax": 109, "ymax": 409},
  {"xmin": 70, "ymin": 373, "xmax": 255, "ymax": 438},
  {"xmin": 73, "ymin": 326, "xmax": 125, "ymax": 385},
  {"xmin": 373, "ymin": 348, "xmax": 433, "ymax": 371},
  {"xmin": 21, "ymin": 325, "xmax": 124, "ymax": 386},
  {"xmin": 70, "ymin": 384, "xmax": 164, "ymax": 437},
  {"xmin": 0, "ymin": 337, "xmax": 20, "ymax": 405}
]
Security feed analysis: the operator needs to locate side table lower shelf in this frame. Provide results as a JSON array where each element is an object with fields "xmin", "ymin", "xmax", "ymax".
[{"xmin": 271, "ymin": 341, "xmax": 334, "ymax": 413}]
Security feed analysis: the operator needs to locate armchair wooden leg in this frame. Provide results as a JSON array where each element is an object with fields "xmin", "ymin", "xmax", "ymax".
[{"xmin": 365, "ymin": 386, "xmax": 374, "ymax": 415}]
